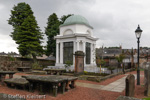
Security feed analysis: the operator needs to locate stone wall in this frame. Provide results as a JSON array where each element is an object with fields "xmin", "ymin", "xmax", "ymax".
[
  {"xmin": 0, "ymin": 56, "xmax": 55, "ymax": 71},
  {"xmin": 0, "ymin": 61, "xmax": 23, "ymax": 71},
  {"xmin": 0, "ymin": 56, "xmax": 12, "ymax": 61}
]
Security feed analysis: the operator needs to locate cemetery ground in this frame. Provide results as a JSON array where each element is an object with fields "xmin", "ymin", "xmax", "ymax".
[{"xmin": 0, "ymin": 70, "xmax": 147, "ymax": 100}]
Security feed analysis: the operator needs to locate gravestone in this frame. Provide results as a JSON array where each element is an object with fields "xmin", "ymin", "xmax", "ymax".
[
  {"xmin": 125, "ymin": 74, "xmax": 135, "ymax": 97},
  {"xmin": 74, "ymin": 51, "xmax": 85, "ymax": 75},
  {"xmin": 144, "ymin": 62, "xmax": 150, "ymax": 96}
]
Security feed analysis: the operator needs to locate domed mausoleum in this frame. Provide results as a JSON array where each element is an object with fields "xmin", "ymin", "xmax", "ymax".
[{"xmin": 55, "ymin": 15, "xmax": 98, "ymax": 72}]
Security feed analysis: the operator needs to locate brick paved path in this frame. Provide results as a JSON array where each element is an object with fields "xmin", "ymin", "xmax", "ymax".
[{"xmin": 77, "ymin": 74, "xmax": 143, "ymax": 92}]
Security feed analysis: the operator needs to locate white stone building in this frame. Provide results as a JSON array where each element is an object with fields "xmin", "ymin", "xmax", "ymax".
[{"xmin": 55, "ymin": 15, "xmax": 99, "ymax": 72}]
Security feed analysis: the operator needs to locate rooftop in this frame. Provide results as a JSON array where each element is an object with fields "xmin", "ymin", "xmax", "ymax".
[{"xmin": 60, "ymin": 15, "xmax": 93, "ymax": 29}]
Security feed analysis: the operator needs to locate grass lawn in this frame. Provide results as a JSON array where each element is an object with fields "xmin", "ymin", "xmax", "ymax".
[{"xmin": 142, "ymin": 98, "xmax": 150, "ymax": 100}]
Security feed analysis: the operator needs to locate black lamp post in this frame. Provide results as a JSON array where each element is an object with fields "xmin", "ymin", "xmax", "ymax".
[
  {"xmin": 135, "ymin": 25, "xmax": 142, "ymax": 85},
  {"xmin": 146, "ymin": 49, "xmax": 149, "ymax": 62}
]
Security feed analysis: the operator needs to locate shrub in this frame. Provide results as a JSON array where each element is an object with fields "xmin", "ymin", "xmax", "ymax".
[
  {"xmin": 84, "ymin": 71, "xmax": 109, "ymax": 76},
  {"xmin": 65, "ymin": 60, "xmax": 72, "ymax": 68},
  {"xmin": 32, "ymin": 62, "xmax": 42, "ymax": 70},
  {"xmin": 97, "ymin": 59, "xmax": 106, "ymax": 67},
  {"xmin": 107, "ymin": 66, "xmax": 115, "ymax": 74},
  {"xmin": 84, "ymin": 71, "xmax": 88, "ymax": 74},
  {"xmin": 8, "ymin": 55, "xmax": 15, "ymax": 61}
]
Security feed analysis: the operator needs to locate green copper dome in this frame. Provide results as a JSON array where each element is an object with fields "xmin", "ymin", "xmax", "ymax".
[{"xmin": 60, "ymin": 15, "xmax": 93, "ymax": 29}]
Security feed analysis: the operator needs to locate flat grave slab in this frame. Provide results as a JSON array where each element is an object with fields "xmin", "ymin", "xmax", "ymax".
[
  {"xmin": 22, "ymin": 75, "xmax": 78, "ymax": 96},
  {"xmin": 4, "ymin": 78, "xmax": 29, "ymax": 90}
]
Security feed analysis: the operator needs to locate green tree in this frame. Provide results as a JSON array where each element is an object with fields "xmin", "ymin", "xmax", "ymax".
[
  {"xmin": 8, "ymin": 2, "xmax": 33, "ymax": 41},
  {"xmin": 45, "ymin": 13, "xmax": 72, "ymax": 57},
  {"xmin": 131, "ymin": 48, "xmax": 134, "ymax": 68},
  {"xmin": 97, "ymin": 58, "xmax": 106, "ymax": 73},
  {"xmin": 8, "ymin": 2, "xmax": 43, "ymax": 62},
  {"xmin": 116, "ymin": 54, "xmax": 125, "ymax": 64},
  {"xmin": 116, "ymin": 54, "xmax": 125, "ymax": 73},
  {"xmin": 108, "ymin": 66, "xmax": 115, "ymax": 74},
  {"xmin": 45, "ymin": 13, "xmax": 60, "ymax": 56},
  {"xmin": 60, "ymin": 14, "xmax": 73, "ymax": 24}
]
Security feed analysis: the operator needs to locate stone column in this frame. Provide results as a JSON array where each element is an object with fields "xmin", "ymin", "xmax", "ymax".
[
  {"xmin": 0, "ymin": 74, "xmax": 6, "ymax": 85},
  {"xmin": 60, "ymin": 42, "xmax": 63, "ymax": 64},
  {"xmin": 93, "ymin": 43, "xmax": 96, "ymax": 65},
  {"xmin": 56, "ymin": 42, "xmax": 59, "ymax": 63},
  {"xmin": 90, "ymin": 43, "xmax": 93, "ymax": 64},
  {"xmin": 65, "ymin": 81, "xmax": 70, "ymax": 91},
  {"xmin": 9, "ymin": 74, "xmax": 13, "ymax": 79},
  {"xmin": 29, "ymin": 82, "xmax": 34, "ymax": 92},
  {"xmin": 83, "ymin": 41, "xmax": 86, "ymax": 65},
  {"xmin": 73, "ymin": 41, "xmax": 76, "ymax": 65},
  {"xmin": 70, "ymin": 80, "xmax": 77, "ymax": 88},
  {"xmin": 61, "ymin": 82, "xmax": 66, "ymax": 94},
  {"xmin": 39, "ymin": 83, "xmax": 44, "ymax": 95},
  {"xmin": 76, "ymin": 41, "xmax": 80, "ymax": 51},
  {"xmin": 53, "ymin": 84, "xmax": 58, "ymax": 97}
]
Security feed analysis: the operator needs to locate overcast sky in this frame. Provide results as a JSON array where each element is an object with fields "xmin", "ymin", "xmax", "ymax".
[{"xmin": 0, "ymin": 0, "xmax": 150, "ymax": 53}]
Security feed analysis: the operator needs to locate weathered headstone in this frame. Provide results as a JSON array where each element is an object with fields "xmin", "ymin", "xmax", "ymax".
[
  {"xmin": 125, "ymin": 74, "xmax": 135, "ymax": 97},
  {"xmin": 74, "ymin": 51, "xmax": 84, "ymax": 75},
  {"xmin": 144, "ymin": 62, "xmax": 150, "ymax": 96}
]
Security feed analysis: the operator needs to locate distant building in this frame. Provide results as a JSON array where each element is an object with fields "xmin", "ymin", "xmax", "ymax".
[
  {"xmin": 8, "ymin": 52, "xmax": 21, "ymax": 57},
  {"xmin": 0, "ymin": 52, "xmax": 21, "ymax": 57},
  {"xmin": 96, "ymin": 47, "xmax": 150, "ymax": 68},
  {"xmin": 0, "ymin": 52, "xmax": 7, "ymax": 56},
  {"xmin": 37, "ymin": 55, "xmax": 56, "ymax": 61},
  {"xmin": 37, "ymin": 55, "xmax": 48, "ymax": 60}
]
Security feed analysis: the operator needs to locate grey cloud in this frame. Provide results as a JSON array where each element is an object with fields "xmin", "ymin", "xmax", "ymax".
[{"xmin": 1, "ymin": 0, "xmax": 150, "ymax": 53}]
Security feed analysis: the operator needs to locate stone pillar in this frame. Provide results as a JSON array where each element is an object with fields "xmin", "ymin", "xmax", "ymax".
[
  {"xmin": 39, "ymin": 84, "xmax": 44, "ymax": 95},
  {"xmin": 74, "ymin": 51, "xmax": 85, "ymax": 75},
  {"xmin": 76, "ymin": 41, "xmax": 80, "ymax": 51},
  {"xmin": 90, "ymin": 43, "xmax": 93, "ymax": 64},
  {"xmin": 0, "ymin": 74, "xmax": 6, "ymax": 85},
  {"xmin": 61, "ymin": 82, "xmax": 66, "ymax": 94},
  {"xmin": 65, "ymin": 81, "xmax": 70, "ymax": 91},
  {"xmin": 73, "ymin": 41, "xmax": 76, "ymax": 65},
  {"xmin": 60, "ymin": 42, "xmax": 63, "ymax": 64},
  {"xmin": 56, "ymin": 42, "xmax": 59, "ymax": 63},
  {"xmin": 53, "ymin": 84, "xmax": 58, "ymax": 97},
  {"xmin": 93, "ymin": 43, "xmax": 96, "ymax": 65},
  {"xmin": 29, "ymin": 82, "xmax": 34, "ymax": 92},
  {"xmin": 9, "ymin": 74, "xmax": 13, "ymax": 79},
  {"xmin": 125, "ymin": 74, "xmax": 135, "ymax": 97},
  {"xmin": 70, "ymin": 80, "xmax": 77, "ymax": 88},
  {"xmin": 83, "ymin": 41, "xmax": 86, "ymax": 65}
]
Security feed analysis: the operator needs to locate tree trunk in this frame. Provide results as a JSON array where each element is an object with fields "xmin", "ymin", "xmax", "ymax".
[
  {"xmin": 122, "ymin": 63, "xmax": 125, "ymax": 74},
  {"xmin": 32, "ymin": 54, "xmax": 37, "ymax": 63},
  {"xmin": 100, "ymin": 65, "xmax": 101, "ymax": 73},
  {"xmin": 131, "ymin": 55, "xmax": 134, "ymax": 68},
  {"xmin": 111, "ymin": 70, "xmax": 113, "ymax": 74},
  {"xmin": 117, "ymin": 62, "xmax": 120, "ymax": 73}
]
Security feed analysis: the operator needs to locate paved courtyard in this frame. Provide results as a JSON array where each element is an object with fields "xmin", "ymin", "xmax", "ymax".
[
  {"xmin": 1, "ymin": 71, "xmax": 146, "ymax": 100},
  {"xmin": 77, "ymin": 74, "xmax": 143, "ymax": 93}
]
